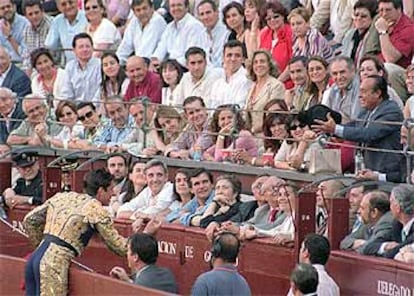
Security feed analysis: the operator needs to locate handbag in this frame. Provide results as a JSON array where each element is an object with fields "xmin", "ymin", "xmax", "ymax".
[{"xmin": 309, "ymin": 148, "xmax": 342, "ymax": 174}]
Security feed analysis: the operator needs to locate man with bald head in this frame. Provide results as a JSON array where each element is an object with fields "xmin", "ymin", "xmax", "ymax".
[
  {"xmin": 316, "ymin": 180, "xmax": 346, "ymax": 237},
  {"xmin": 124, "ymin": 56, "xmax": 162, "ymax": 104},
  {"xmin": 0, "ymin": 46, "xmax": 31, "ymax": 97},
  {"xmin": 7, "ymin": 94, "xmax": 61, "ymax": 146},
  {"xmin": 0, "ymin": 87, "xmax": 25, "ymax": 143}
]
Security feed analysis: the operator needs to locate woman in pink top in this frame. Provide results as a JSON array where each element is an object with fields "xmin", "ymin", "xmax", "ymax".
[
  {"xmin": 204, "ymin": 104, "xmax": 258, "ymax": 162},
  {"xmin": 259, "ymin": 0, "xmax": 293, "ymax": 87}
]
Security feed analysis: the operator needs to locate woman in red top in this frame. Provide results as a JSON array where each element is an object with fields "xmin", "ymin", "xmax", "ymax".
[{"xmin": 259, "ymin": 1, "xmax": 293, "ymax": 87}]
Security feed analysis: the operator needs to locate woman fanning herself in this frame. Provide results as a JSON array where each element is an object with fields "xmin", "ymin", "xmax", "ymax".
[
  {"xmin": 85, "ymin": 0, "xmax": 121, "ymax": 57},
  {"xmin": 198, "ymin": 175, "xmax": 243, "ymax": 228},
  {"xmin": 204, "ymin": 104, "xmax": 257, "ymax": 162}
]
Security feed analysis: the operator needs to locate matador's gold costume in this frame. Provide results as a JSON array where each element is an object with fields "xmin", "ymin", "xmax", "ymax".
[{"xmin": 23, "ymin": 192, "xmax": 127, "ymax": 295}]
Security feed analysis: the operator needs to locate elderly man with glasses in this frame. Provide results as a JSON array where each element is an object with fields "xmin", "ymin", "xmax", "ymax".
[{"xmin": 6, "ymin": 94, "xmax": 61, "ymax": 146}]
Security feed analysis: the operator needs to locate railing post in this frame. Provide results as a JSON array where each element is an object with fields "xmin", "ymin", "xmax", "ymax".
[
  {"xmin": 327, "ymin": 198, "xmax": 349, "ymax": 250},
  {"xmin": 295, "ymin": 191, "xmax": 316, "ymax": 259}
]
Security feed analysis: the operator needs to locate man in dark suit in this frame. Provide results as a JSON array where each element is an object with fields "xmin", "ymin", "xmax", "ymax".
[
  {"xmin": 0, "ymin": 87, "xmax": 25, "ymax": 143},
  {"xmin": 0, "ymin": 46, "xmax": 31, "ymax": 97},
  {"xmin": 109, "ymin": 233, "xmax": 178, "ymax": 294},
  {"xmin": 378, "ymin": 184, "xmax": 414, "ymax": 258},
  {"xmin": 340, "ymin": 191, "xmax": 394, "ymax": 255},
  {"xmin": 313, "ymin": 75, "xmax": 404, "ymax": 182}
]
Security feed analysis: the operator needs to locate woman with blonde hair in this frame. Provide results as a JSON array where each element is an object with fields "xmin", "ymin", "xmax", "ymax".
[
  {"xmin": 142, "ymin": 106, "xmax": 186, "ymax": 156},
  {"xmin": 245, "ymin": 50, "xmax": 285, "ymax": 134}
]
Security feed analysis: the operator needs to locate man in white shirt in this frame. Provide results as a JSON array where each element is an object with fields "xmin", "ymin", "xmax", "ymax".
[
  {"xmin": 116, "ymin": 0, "xmax": 167, "ymax": 64},
  {"xmin": 209, "ymin": 40, "xmax": 251, "ymax": 109},
  {"xmin": 117, "ymin": 160, "xmax": 173, "ymax": 230},
  {"xmin": 151, "ymin": 0, "xmax": 206, "ymax": 67},
  {"xmin": 197, "ymin": 0, "xmax": 229, "ymax": 68},
  {"xmin": 287, "ymin": 233, "xmax": 340, "ymax": 296},
  {"xmin": 60, "ymin": 33, "xmax": 101, "ymax": 104},
  {"xmin": 173, "ymin": 47, "xmax": 221, "ymax": 106}
]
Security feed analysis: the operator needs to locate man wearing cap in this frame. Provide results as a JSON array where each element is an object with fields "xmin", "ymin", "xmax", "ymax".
[{"xmin": 2, "ymin": 151, "xmax": 43, "ymax": 207}]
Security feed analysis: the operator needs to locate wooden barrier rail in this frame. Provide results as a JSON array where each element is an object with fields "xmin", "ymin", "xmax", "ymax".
[{"xmin": 0, "ymin": 255, "xmax": 169, "ymax": 296}]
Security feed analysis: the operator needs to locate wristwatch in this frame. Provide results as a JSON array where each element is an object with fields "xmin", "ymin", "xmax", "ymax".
[{"xmin": 379, "ymin": 30, "xmax": 388, "ymax": 35}]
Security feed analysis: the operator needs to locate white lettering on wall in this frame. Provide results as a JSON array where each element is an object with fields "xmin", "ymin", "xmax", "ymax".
[
  {"xmin": 157, "ymin": 241, "xmax": 177, "ymax": 255},
  {"xmin": 185, "ymin": 245, "xmax": 194, "ymax": 258},
  {"xmin": 377, "ymin": 280, "xmax": 413, "ymax": 296}
]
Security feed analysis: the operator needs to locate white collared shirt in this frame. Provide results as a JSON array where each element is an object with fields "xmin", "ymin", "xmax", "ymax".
[
  {"xmin": 60, "ymin": 57, "xmax": 102, "ymax": 104},
  {"xmin": 118, "ymin": 182, "xmax": 174, "ymax": 218},
  {"xmin": 200, "ymin": 21, "xmax": 230, "ymax": 68},
  {"xmin": 0, "ymin": 64, "xmax": 12, "ymax": 86},
  {"xmin": 172, "ymin": 67, "xmax": 222, "ymax": 106},
  {"xmin": 209, "ymin": 66, "xmax": 252, "ymax": 109},
  {"xmin": 287, "ymin": 264, "xmax": 340, "ymax": 296},
  {"xmin": 152, "ymin": 13, "xmax": 206, "ymax": 66},
  {"xmin": 116, "ymin": 12, "xmax": 167, "ymax": 64},
  {"xmin": 402, "ymin": 217, "xmax": 414, "ymax": 241}
]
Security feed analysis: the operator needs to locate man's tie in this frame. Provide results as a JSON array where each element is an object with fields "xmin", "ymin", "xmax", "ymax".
[
  {"xmin": 268, "ymin": 208, "xmax": 278, "ymax": 223},
  {"xmin": 401, "ymin": 230, "xmax": 407, "ymax": 242}
]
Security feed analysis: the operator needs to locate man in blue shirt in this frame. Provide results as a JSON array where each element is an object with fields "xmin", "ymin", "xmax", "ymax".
[
  {"xmin": 44, "ymin": 0, "xmax": 87, "ymax": 62},
  {"xmin": 0, "ymin": 0, "xmax": 29, "ymax": 62},
  {"xmin": 93, "ymin": 95, "xmax": 135, "ymax": 150},
  {"xmin": 192, "ymin": 232, "xmax": 251, "ymax": 296},
  {"xmin": 60, "ymin": 33, "xmax": 101, "ymax": 104},
  {"xmin": 178, "ymin": 168, "xmax": 214, "ymax": 226}
]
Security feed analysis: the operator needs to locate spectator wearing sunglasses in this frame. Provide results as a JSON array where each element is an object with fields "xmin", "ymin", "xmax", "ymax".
[
  {"xmin": 273, "ymin": 115, "xmax": 317, "ymax": 171},
  {"xmin": 36, "ymin": 100, "xmax": 84, "ymax": 149},
  {"xmin": 76, "ymin": 102, "xmax": 107, "ymax": 146}
]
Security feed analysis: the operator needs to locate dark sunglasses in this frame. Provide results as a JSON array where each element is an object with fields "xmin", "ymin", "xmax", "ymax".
[
  {"xmin": 78, "ymin": 110, "xmax": 94, "ymax": 122},
  {"xmin": 85, "ymin": 5, "xmax": 99, "ymax": 11}
]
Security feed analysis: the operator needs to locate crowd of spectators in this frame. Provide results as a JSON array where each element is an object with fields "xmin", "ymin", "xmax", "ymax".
[{"xmin": 0, "ymin": 0, "xmax": 414, "ymax": 293}]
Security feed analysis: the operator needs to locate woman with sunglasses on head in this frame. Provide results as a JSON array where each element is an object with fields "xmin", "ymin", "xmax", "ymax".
[
  {"xmin": 85, "ymin": 0, "xmax": 121, "ymax": 57},
  {"xmin": 204, "ymin": 104, "xmax": 257, "ymax": 162},
  {"xmin": 30, "ymin": 48, "xmax": 65, "ymax": 107},
  {"xmin": 274, "ymin": 114, "xmax": 317, "ymax": 170},
  {"xmin": 258, "ymin": 0, "xmax": 293, "ymax": 87},
  {"xmin": 305, "ymin": 56, "xmax": 331, "ymax": 109}
]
